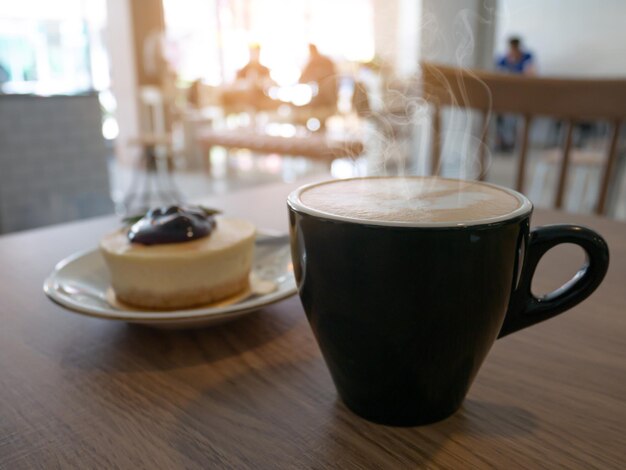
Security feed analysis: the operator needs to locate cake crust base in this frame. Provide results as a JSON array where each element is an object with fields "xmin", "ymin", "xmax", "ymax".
[{"xmin": 113, "ymin": 275, "xmax": 250, "ymax": 310}]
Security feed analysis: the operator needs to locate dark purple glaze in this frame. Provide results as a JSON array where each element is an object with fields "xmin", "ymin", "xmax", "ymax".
[{"xmin": 128, "ymin": 206, "xmax": 216, "ymax": 245}]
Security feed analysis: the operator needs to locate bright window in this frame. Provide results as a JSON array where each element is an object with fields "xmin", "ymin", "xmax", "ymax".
[
  {"xmin": 0, "ymin": 0, "xmax": 108, "ymax": 95},
  {"xmin": 163, "ymin": 0, "xmax": 375, "ymax": 85}
]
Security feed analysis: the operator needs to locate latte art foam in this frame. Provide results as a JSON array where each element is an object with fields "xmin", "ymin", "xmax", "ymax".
[{"xmin": 296, "ymin": 177, "xmax": 527, "ymax": 226}]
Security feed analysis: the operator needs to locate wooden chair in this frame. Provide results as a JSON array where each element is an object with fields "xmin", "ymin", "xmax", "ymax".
[{"xmin": 421, "ymin": 62, "xmax": 626, "ymax": 215}]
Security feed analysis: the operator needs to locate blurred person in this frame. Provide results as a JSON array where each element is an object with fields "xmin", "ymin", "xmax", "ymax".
[
  {"xmin": 223, "ymin": 45, "xmax": 277, "ymax": 113},
  {"xmin": 498, "ymin": 37, "xmax": 593, "ymax": 146},
  {"xmin": 495, "ymin": 37, "xmax": 536, "ymax": 152},
  {"xmin": 236, "ymin": 45, "xmax": 271, "ymax": 82},
  {"xmin": 496, "ymin": 36, "xmax": 535, "ymax": 75},
  {"xmin": 300, "ymin": 44, "xmax": 338, "ymax": 108}
]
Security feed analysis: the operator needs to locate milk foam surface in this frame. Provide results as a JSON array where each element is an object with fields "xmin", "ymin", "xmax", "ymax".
[{"xmin": 298, "ymin": 177, "xmax": 524, "ymax": 224}]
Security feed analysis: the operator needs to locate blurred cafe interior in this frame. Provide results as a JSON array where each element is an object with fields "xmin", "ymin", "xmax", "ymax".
[
  {"xmin": 1, "ymin": 0, "xmax": 626, "ymax": 232},
  {"xmin": 3, "ymin": 1, "xmax": 626, "ymax": 467}
]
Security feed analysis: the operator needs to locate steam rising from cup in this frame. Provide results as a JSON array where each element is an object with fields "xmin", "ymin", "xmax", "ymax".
[{"xmin": 334, "ymin": 6, "xmax": 497, "ymax": 194}]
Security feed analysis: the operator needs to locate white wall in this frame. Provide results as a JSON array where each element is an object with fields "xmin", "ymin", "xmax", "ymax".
[{"xmin": 496, "ymin": 0, "xmax": 626, "ymax": 77}]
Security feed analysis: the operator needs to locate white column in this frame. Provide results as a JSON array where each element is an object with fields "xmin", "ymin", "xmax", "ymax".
[
  {"xmin": 417, "ymin": 0, "xmax": 498, "ymax": 179},
  {"xmin": 105, "ymin": 0, "xmax": 141, "ymax": 165},
  {"xmin": 420, "ymin": 0, "xmax": 497, "ymax": 69},
  {"xmin": 372, "ymin": 0, "xmax": 422, "ymax": 77}
]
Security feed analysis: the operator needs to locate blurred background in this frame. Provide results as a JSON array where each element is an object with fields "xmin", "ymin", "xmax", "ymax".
[{"xmin": 1, "ymin": 0, "xmax": 625, "ymax": 233}]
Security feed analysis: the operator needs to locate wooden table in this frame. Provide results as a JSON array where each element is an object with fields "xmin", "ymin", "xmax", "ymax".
[{"xmin": 1, "ymin": 180, "xmax": 625, "ymax": 468}]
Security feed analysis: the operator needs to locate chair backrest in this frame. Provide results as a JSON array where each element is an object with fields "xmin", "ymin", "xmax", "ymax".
[
  {"xmin": 0, "ymin": 94, "xmax": 112, "ymax": 233},
  {"xmin": 421, "ymin": 62, "xmax": 626, "ymax": 214}
]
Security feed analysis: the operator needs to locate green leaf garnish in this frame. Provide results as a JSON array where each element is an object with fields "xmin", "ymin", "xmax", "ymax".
[
  {"xmin": 122, "ymin": 214, "xmax": 145, "ymax": 226},
  {"xmin": 198, "ymin": 206, "xmax": 222, "ymax": 216}
]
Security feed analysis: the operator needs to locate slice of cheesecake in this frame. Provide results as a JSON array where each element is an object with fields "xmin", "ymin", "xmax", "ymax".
[{"xmin": 100, "ymin": 212, "xmax": 255, "ymax": 310}]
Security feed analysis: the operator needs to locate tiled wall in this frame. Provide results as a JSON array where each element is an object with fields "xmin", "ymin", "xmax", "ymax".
[{"xmin": 0, "ymin": 93, "xmax": 113, "ymax": 233}]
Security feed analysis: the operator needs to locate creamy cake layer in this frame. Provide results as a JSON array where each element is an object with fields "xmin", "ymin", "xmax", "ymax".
[{"xmin": 100, "ymin": 218, "xmax": 255, "ymax": 303}]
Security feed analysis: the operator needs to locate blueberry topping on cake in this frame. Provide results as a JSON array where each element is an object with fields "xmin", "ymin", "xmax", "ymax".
[{"xmin": 127, "ymin": 206, "xmax": 217, "ymax": 245}]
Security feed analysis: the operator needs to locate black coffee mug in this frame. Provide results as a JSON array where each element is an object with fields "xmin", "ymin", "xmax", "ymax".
[{"xmin": 287, "ymin": 177, "xmax": 609, "ymax": 426}]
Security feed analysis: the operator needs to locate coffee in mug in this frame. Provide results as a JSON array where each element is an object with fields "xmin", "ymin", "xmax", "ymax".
[
  {"xmin": 288, "ymin": 176, "xmax": 609, "ymax": 426},
  {"xmin": 298, "ymin": 176, "xmax": 524, "ymax": 224}
]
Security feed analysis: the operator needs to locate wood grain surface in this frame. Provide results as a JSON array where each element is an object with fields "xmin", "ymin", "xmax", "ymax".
[{"xmin": 1, "ymin": 180, "xmax": 625, "ymax": 469}]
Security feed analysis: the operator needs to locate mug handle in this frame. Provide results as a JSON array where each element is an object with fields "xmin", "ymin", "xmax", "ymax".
[{"xmin": 498, "ymin": 225, "xmax": 609, "ymax": 338}]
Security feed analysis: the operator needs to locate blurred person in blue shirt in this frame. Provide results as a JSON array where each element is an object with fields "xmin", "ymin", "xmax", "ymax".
[
  {"xmin": 496, "ymin": 37, "xmax": 535, "ymax": 75},
  {"xmin": 495, "ymin": 37, "xmax": 536, "ymax": 152}
]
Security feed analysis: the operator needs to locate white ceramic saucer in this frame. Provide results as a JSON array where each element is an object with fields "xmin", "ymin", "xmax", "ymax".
[{"xmin": 43, "ymin": 231, "xmax": 297, "ymax": 329}]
